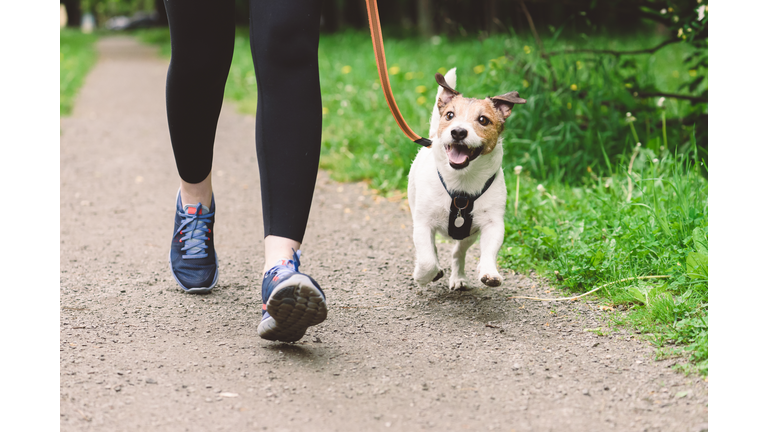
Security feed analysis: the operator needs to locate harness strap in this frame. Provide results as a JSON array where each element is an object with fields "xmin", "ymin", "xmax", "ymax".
[
  {"xmin": 365, "ymin": 0, "xmax": 432, "ymax": 147},
  {"xmin": 437, "ymin": 171, "xmax": 497, "ymax": 240}
]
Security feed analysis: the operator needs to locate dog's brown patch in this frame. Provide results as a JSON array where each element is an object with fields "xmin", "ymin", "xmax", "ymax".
[
  {"xmin": 434, "ymin": 73, "xmax": 526, "ymax": 158},
  {"xmin": 438, "ymin": 97, "xmax": 507, "ymax": 154}
]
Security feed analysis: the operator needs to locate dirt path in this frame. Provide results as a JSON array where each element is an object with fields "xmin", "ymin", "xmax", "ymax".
[{"xmin": 60, "ymin": 37, "xmax": 707, "ymax": 432}]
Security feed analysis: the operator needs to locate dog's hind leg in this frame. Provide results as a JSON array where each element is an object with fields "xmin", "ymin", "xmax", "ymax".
[
  {"xmin": 449, "ymin": 234, "xmax": 477, "ymax": 291},
  {"xmin": 477, "ymin": 221, "xmax": 505, "ymax": 287},
  {"xmin": 412, "ymin": 224, "xmax": 443, "ymax": 286}
]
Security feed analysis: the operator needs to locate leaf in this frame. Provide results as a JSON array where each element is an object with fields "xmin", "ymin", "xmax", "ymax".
[
  {"xmin": 688, "ymin": 76, "xmax": 705, "ymax": 92},
  {"xmin": 686, "ymin": 252, "xmax": 708, "ymax": 280},
  {"xmin": 627, "ymin": 286, "xmax": 647, "ymax": 304},
  {"xmin": 692, "ymin": 227, "xmax": 708, "ymax": 255}
]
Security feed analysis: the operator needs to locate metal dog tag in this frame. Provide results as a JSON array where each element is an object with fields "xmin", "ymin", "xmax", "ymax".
[{"xmin": 454, "ymin": 213, "xmax": 465, "ymax": 228}]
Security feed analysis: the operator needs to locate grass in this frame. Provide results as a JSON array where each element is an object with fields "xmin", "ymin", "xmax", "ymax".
[
  {"xmin": 60, "ymin": 29, "xmax": 99, "ymax": 116},
  {"xmin": 134, "ymin": 26, "xmax": 708, "ymax": 375},
  {"xmin": 502, "ymin": 143, "xmax": 708, "ymax": 375}
]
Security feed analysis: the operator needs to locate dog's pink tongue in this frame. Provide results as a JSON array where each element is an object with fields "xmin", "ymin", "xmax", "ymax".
[{"xmin": 448, "ymin": 145, "xmax": 470, "ymax": 165}]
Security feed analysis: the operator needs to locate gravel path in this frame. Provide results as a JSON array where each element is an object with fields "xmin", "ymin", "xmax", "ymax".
[{"xmin": 60, "ymin": 37, "xmax": 708, "ymax": 432}]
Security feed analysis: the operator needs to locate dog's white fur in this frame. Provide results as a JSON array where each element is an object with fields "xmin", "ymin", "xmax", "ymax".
[{"xmin": 407, "ymin": 68, "xmax": 507, "ymax": 290}]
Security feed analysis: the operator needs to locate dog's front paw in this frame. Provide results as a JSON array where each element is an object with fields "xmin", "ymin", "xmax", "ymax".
[
  {"xmin": 480, "ymin": 273, "xmax": 503, "ymax": 287},
  {"xmin": 449, "ymin": 275, "xmax": 471, "ymax": 291},
  {"xmin": 414, "ymin": 264, "xmax": 444, "ymax": 287},
  {"xmin": 448, "ymin": 278, "xmax": 472, "ymax": 291}
]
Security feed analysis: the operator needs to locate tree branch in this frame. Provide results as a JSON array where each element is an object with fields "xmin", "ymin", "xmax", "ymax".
[
  {"xmin": 517, "ymin": 0, "xmax": 544, "ymax": 53},
  {"xmin": 545, "ymin": 38, "xmax": 678, "ymax": 58}
]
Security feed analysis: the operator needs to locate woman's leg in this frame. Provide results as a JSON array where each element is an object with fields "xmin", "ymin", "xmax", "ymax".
[
  {"xmin": 164, "ymin": 0, "xmax": 236, "ymax": 207},
  {"xmin": 249, "ymin": 0, "xmax": 323, "ymax": 272},
  {"xmin": 165, "ymin": 0, "xmax": 235, "ymax": 292},
  {"xmin": 250, "ymin": 0, "xmax": 327, "ymax": 342}
]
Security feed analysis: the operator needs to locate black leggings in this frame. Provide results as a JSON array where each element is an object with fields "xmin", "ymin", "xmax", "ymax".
[{"xmin": 164, "ymin": 0, "xmax": 323, "ymax": 243}]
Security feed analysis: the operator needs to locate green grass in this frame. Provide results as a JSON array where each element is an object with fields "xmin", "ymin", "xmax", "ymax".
[
  {"xmin": 502, "ymin": 141, "xmax": 707, "ymax": 375},
  {"xmin": 135, "ymin": 27, "xmax": 708, "ymax": 375},
  {"xmin": 60, "ymin": 29, "xmax": 99, "ymax": 116}
]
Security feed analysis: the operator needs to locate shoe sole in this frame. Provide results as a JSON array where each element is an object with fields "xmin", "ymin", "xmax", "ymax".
[
  {"xmin": 257, "ymin": 274, "xmax": 327, "ymax": 342},
  {"xmin": 168, "ymin": 251, "xmax": 219, "ymax": 294}
]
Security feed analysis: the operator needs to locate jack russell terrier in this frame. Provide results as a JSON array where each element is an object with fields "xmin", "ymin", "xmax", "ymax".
[{"xmin": 407, "ymin": 68, "xmax": 526, "ymax": 290}]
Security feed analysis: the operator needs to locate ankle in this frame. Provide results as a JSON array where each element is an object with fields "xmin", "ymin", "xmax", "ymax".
[
  {"xmin": 180, "ymin": 173, "xmax": 213, "ymax": 208},
  {"xmin": 263, "ymin": 235, "xmax": 302, "ymax": 274}
]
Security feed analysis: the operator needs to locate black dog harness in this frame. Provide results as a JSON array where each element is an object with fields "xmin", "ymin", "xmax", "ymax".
[{"xmin": 437, "ymin": 170, "xmax": 497, "ymax": 240}]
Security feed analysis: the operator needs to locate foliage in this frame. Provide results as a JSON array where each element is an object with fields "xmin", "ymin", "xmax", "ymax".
[
  {"xmin": 309, "ymin": 30, "xmax": 704, "ymax": 189},
  {"xmin": 60, "ymin": 29, "xmax": 99, "ymax": 116},
  {"xmin": 500, "ymin": 142, "xmax": 708, "ymax": 374}
]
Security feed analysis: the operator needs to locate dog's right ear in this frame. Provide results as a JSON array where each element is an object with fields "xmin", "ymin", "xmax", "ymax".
[{"xmin": 435, "ymin": 73, "xmax": 460, "ymax": 111}]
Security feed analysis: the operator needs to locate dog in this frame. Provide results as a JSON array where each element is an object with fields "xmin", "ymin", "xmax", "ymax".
[{"xmin": 407, "ymin": 68, "xmax": 526, "ymax": 290}]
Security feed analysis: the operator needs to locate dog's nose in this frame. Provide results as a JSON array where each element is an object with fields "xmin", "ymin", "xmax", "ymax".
[{"xmin": 451, "ymin": 128, "xmax": 468, "ymax": 141}]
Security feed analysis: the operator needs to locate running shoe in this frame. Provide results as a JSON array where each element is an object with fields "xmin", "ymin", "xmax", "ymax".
[
  {"xmin": 257, "ymin": 250, "xmax": 327, "ymax": 342},
  {"xmin": 169, "ymin": 191, "xmax": 218, "ymax": 293}
]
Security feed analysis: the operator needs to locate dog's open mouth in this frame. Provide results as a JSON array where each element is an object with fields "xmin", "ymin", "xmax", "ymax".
[{"xmin": 445, "ymin": 143, "xmax": 482, "ymax": 169}]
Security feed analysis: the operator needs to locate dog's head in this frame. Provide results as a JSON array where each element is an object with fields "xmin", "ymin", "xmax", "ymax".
[{"xmin": 434, "ymin": 73, "xmax": 526, "ymax": 170}]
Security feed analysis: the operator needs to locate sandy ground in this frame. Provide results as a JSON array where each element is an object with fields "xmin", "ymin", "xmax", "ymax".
[{"xmin": 60, "ymin": 37, "xmax": 707, "ymax": 432}]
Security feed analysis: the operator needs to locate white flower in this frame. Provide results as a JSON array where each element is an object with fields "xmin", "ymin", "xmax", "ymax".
[
  {"xmin": 636, "ymin": 142, "xmax": 642, "ymax": 147},
  {"xmin": 626, "ymin": 112, "xmax": 632, "ymax": 117},
  {"xmin": 660, "ymin": 9, "xmax": 667, "ymax": 14},
  {"xmin": 697, "ymin": 5, "xmax": 706, "ymax": 21},
  {"xmin": 653, "ymin": 158, "xmax": 659, "ymax": 164},
  {"xmin": 514, "ymin": 166, "xmax": 523, "ymax": 175},
  {"xmin": 537, "ymin": 184, "xmax": 546, "ymax": 193},
  {"xmin": 657, "ymin": 97, "xmax": 665, "ymax": 107}
]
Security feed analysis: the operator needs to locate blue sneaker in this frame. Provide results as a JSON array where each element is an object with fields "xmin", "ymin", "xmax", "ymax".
[
  {"xmin": 258, "ymin": 250, "xmax": 327, "ymax": 342},
  {"xmin": 168, "ymin": 191, "xmax": 218, "ymax": 294}
]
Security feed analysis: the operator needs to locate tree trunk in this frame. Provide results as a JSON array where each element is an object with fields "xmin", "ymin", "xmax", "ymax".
[
  {"xmin": 486, "ymin": 0, "xmax": 498, "ymax": 35},
  {"xmin": 62, "ymin": 0, "xmax": 81, "ymax": 28},
  {"xmin": 417, "ymin": 0, "xmax": 433, "ymax": 37}
]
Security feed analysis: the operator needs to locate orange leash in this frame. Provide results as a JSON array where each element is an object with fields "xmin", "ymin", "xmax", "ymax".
[{"xmin": 365, "ymin": 0, "xmax": 432, "ymax": 147}]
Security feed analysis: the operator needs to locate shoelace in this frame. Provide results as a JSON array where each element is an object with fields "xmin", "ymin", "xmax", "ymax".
[{"xmin": 174, "ymin": 203, "xmax": 214, "ymax": 259}]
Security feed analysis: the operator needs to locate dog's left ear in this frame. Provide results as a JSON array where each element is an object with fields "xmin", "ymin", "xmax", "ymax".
[{"xmin": 491, "ymin": 91, "xmax": 527, "ymax": 120}]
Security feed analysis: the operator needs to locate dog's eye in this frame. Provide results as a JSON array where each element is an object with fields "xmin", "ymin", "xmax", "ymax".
[
  {"xmin": 446, "ymin": 112, "xmax": 454, "ymax": 120},
  {"xmin": 478, "ymin": 116, "xmax": 490, "ymax": 126}
]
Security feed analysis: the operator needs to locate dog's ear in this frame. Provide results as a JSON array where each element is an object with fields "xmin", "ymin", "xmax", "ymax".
[
  {"xmin": 491, "ymin": 91, "xmax": 527, "ymax": 120},
  {"xmin": 435, "ymin": 73, "xmax": 460, "ymax": 111}
]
